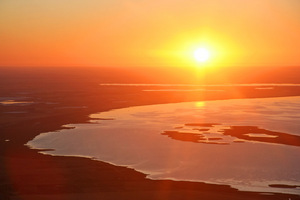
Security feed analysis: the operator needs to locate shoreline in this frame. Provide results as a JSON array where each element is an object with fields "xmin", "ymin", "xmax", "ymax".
[
  {"xmin": 26, "ymin": 96, "xmax": 300, "ymax": 196},
  {"xmin": 1, "ymin": 77, "xmax": 300, "ymax": 199}
]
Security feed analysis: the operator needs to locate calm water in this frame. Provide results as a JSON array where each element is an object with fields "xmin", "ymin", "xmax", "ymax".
[{"xmin": 27, "ymin": 95, "xmax": 300, "ymax": 195}]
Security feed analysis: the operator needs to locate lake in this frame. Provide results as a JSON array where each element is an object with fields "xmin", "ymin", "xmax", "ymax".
[{"xmin": 27, "ymin": 93, "xmax": 300, "ymax": 195}]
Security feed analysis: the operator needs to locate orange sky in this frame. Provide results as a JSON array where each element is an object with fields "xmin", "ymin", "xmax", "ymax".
[{"xmin": 0, "ymin": 0, "xmax": 300, "ymax": 68}]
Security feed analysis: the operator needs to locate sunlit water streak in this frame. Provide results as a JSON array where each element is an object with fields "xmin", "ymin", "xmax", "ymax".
[
  {"xmin": 0, "ymin": 100, "xmax": 33, "ymax": 105},
  {"xmin": 142, "ymin": 89, "xmax": 224, "ymax": 92},
  {"xmin": 99, "ymin": 83, "xmax": 300, "ymax": 87},
  {"xmin": 27, "ymin": 96, "xmax": 300, "ymax": 195}
]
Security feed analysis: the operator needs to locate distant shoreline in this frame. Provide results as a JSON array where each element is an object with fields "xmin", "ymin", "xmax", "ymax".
[{"xmin": 1, "ymin": 66, "xmax": 300, "ymax": 85}]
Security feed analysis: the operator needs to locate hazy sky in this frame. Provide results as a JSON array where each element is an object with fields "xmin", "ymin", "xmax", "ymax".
[{"xmin": 1, "ymin": 0, "xmax": 300, "ymax": 68}]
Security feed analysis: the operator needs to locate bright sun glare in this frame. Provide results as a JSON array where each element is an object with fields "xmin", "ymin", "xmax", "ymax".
[{"xmin": 194, "ymin": 48, "xmax": 211, "ymax": 63}]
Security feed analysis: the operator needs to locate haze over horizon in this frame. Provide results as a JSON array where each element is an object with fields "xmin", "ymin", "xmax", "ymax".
[{"xmin": 1, "ymin": 0, "xmax": 300, "ymax": 68}]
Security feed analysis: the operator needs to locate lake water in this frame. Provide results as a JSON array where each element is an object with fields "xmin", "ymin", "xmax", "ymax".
[{"xmin": 27, "ymin": 95, "xmax": 300, "ymax": 195}]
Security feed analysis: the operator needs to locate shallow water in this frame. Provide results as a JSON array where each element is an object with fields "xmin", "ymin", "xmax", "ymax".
[{"xmin": 27, "ymin": 96, "xmax": 300, "ymax": 195}]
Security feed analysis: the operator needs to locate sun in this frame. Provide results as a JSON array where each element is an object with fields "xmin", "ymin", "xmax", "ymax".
[{"xmin": 194, "ymin": 48, "xmax": 211, "ymax": 63}]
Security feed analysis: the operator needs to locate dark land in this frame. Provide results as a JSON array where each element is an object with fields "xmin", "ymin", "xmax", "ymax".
[{"xmin": 1, "ymin": 66, "xmax": 300, "ymax": 199}]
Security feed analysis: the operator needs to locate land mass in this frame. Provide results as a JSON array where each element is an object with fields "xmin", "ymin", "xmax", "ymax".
[{"xmin": 1, "ymin": 67, "xmax": 300, "ymax": 199}]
